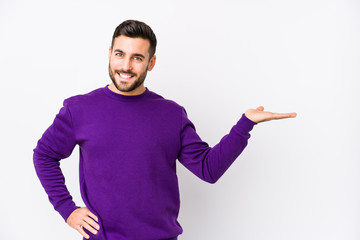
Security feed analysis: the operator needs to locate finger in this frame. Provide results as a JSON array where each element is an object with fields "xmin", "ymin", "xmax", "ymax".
[
  {"xmin": 279, "ymin": 112, "xmax": 297, "ymax": 118},
  {"xmin": 87, "ymin": 210, "xmax": 99, "ymax": 223},
  {"xmin": 75, "ymin": 225, "xmax": 90, "ymax": 239},
  {"xmin": 256, "ymin": 106, "xmax": 264, "ymax": 111},
  {"xmin": 82, "ymin": 220, "xmax": 98, "ymax": 235},
  {"xmin": 84, "ymin": 216, "xmax": 100, "ymax": 231},
  {"xmin": 270, "ymin": 112, "xmax": 297, "ymax": 120}
]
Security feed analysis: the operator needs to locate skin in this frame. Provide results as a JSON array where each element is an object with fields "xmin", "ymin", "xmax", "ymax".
[
  {"xmin": 66, "ymin": 34, "xmax": 297, "ymax": 239},
  {"xmin": 67, "ymin": 207, "xmax": 99, "ymax": 239},
  {"xmin": 245, "ymin": 106, "xmax": 297, "ymax": 123},
  {"xmin": 108, "ymin": 35, "xmax": 156, "ymax": 96}
]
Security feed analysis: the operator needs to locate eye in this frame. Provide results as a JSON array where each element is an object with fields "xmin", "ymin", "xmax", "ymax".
[
  {"xmin": 134, "ymin": 56, "xmax": 143, "ymax": 61},
  {"xmin": 115, "ymin": 52, "xmax": 123, "ymax": 57}
]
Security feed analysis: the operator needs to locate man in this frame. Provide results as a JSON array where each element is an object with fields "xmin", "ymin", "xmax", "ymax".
[{"xmin": 33, "ymin": 20, "xmax": 296, "ymax": 240}]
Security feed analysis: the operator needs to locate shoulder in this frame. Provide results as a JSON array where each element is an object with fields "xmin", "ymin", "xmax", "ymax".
[
  {"xmin": 63, "ymin": 87, "xmax": 104, "ymax": 107},
  {"xmin": 148, "ymin": 90, "xmax": 183, "ymax": 108},
  {"xmin": 150, "ymin": 91, "xmax": 185, "ymax": 118}
]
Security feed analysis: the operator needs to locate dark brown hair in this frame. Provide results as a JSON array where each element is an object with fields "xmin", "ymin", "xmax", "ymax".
[{"xmin": 111, "ymin": 20, "xmax": 157, "ymax": 58}]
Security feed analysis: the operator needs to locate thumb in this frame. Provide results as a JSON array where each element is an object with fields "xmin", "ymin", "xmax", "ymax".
[{"xmin": 256, "ymin": 106, "xmax": 264, "ymax": 111}]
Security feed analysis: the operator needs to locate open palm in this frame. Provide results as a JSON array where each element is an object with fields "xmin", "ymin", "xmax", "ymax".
[{"xmin": 245, "ymin": 106, "xmax": 297, "ymax": 123}]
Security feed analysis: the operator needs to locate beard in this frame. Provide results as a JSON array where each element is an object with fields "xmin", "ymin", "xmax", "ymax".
[{"xmin": 108, "ymin": 64, "xmax": 148, "ymax": 93}]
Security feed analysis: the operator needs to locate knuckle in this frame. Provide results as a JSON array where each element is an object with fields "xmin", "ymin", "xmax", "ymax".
[{"xmin": 75, "ymin": 225, "xmax": 82, "ymax": 231}]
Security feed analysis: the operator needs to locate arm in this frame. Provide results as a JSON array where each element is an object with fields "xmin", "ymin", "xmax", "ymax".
[
  {"xmin": 178, "ymin": 108, "xmax": 256, "ymax": 183},
  {"xmin": 33, "ymin": 99, "xmax": 79, "ymax": 220},
  {"xmin": 177, "ymin": 106, "xmax": 296, "ymax": 184},
  {"xmin": 33, "ymin": 99, "xmax": 99, "ymax": 239}
]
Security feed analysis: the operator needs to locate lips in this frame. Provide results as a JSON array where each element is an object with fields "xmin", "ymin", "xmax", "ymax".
[{"xmin": 116, "ymin": 71, "xmax": 135, "ymax": 81}]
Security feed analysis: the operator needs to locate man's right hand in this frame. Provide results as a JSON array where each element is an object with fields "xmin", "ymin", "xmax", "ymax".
[{"xmin": 66, "ymin": 207, "xmax": 100, "ymax": 239}]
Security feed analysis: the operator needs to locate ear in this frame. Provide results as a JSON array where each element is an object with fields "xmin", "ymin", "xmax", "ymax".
[
  {"xmin": 108, "ymin": 46, "xmax": 112, "ymax": 60},
  {"xmin": 147, "ymin": 55, "xmax": 156, "ymax": 71}
]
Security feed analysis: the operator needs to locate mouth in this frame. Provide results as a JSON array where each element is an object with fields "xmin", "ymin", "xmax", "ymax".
[{"xmin": 117, "ymin": 72, "xmax": 135, "ymax": 81}]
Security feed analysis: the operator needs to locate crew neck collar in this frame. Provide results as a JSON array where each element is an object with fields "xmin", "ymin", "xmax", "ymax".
[{"xmin": 103, "ymin": 84, "xmax": 151, "ymax": 101}]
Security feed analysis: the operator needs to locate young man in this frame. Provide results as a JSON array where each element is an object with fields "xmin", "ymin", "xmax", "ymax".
[{"xmin": 33, "ymin": 20, "xmax": 296, "ymax": 240}]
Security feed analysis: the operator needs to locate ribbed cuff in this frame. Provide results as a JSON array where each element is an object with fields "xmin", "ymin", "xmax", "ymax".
[
  {"xmin": 233, "ymin": 113, "xmax": 257, "ymax": 135},
  {"xmin": 57, "ymin": 201, "xmax": 80, "ymax": 222}
]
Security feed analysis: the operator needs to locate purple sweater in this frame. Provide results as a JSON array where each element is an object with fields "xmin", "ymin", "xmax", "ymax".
[{"xmin": 33, "ymin": 85, "xmax": 256, "ymax": 240}]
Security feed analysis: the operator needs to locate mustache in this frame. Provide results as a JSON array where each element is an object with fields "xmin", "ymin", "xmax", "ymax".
[{"xmin": 115, "ymin": 70, "xmax": 136, "ymax": 76}]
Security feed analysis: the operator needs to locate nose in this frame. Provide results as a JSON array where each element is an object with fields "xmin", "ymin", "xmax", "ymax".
[{"xmin": 122, "ymin": 57, "xmax": 132, "ymax": 72}]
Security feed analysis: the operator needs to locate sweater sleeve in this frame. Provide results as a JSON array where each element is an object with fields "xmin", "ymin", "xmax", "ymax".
[
  {"xmin": 178, "ymin": 108, "xmax": 256, "ymax": 183},
  {"xmin": 33, "ymin": 99, "xmax": 79, "ymax": 221}
]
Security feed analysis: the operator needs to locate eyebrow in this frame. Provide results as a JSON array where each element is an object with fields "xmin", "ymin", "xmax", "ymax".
[{"xmin": 114, "ymin": 49, "xmax": 146, "ymax": 59}]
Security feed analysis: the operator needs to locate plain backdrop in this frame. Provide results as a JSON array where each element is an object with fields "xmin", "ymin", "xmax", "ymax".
[{"xmin": 1, "ymin": 0, "xmax": 359, "ymax": 239}]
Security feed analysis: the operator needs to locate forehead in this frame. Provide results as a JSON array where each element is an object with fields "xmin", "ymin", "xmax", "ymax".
[{"xmin": 112, "ymin": 35, "xmax": 150, "ymax": 56}]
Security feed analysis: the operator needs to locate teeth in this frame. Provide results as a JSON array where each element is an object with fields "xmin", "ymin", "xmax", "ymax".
[{"xmin": 119, "ymin": 73, "xmax": 132, "ymax": 79}]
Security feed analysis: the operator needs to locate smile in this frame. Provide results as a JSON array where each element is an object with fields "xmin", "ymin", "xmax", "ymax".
[{"xmin": 118, "ymin": 72, "xmax": 134, "ymax": 79}]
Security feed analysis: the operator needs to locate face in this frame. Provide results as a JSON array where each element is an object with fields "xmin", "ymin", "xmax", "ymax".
[{"xmin": 108, "ymin": 35, "xmax": 156, "ymax": 95}]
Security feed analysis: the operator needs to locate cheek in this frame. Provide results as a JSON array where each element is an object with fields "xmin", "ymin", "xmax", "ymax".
[
  {"xmin": 136, "ymin": 63, "xmax": 149, "ymax": 73},
  {"xmin": 109, "ymin": 58, "xmax": 122, "ymax": 68},
  {"xmin": 135, "ymin": 66, "xmax": 146, "ymax": 73}
]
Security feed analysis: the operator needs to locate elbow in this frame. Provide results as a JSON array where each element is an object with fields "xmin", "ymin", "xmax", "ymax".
[
  {"xmin": 203, "ymin": 174, "xmax": 220, "ymax": 184},
  {"xmin": 201, "ymin": 163, "xmax": 221, "ymax": 184},
  {"xmin": 206, "ymin": 178, "xmax": 218, "ymax": 184},
  {"xmin": 202, "ymin": 161, "xmax": 223, "ymax": 184}
]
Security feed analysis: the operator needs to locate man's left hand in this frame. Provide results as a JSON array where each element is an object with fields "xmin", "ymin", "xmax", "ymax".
[{"xmin": 245, "ymin": 106, "xmax": 297, "ymax": 123}]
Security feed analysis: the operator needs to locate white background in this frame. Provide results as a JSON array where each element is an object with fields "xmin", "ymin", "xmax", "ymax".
[{"xmin": 1, "ymin": 0, "xmax": 359, "ymax": 239}]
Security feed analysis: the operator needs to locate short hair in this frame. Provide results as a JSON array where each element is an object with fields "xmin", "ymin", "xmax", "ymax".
[{"xmin": 111, "ymin": 20, "xmax": 157, "ymax": 58}]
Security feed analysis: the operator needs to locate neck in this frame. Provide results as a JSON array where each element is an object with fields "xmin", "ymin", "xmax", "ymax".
[{"xmin": 108, "ymin": 83, "xmax": 146, "ymax": 96}]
